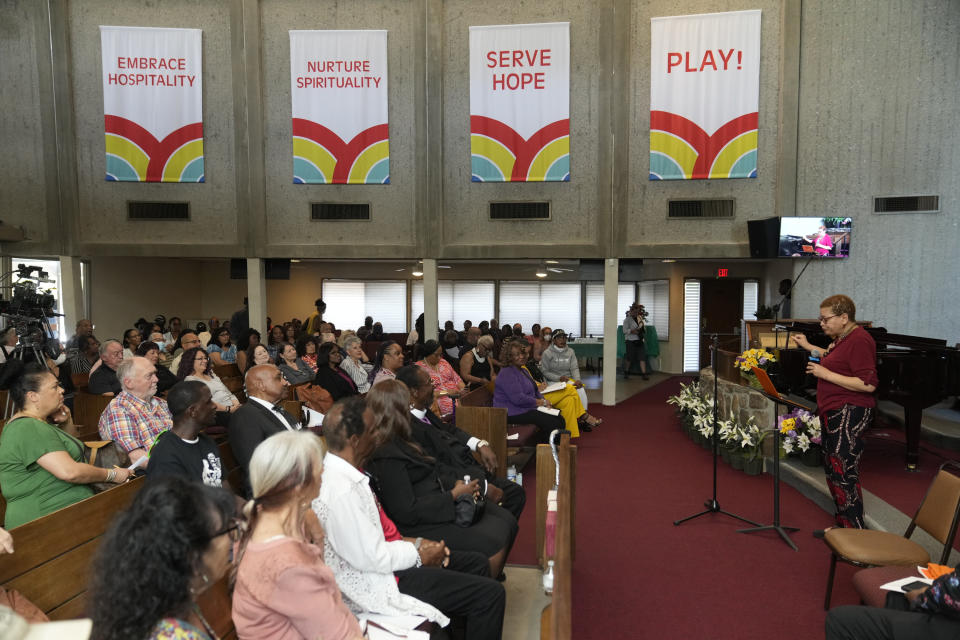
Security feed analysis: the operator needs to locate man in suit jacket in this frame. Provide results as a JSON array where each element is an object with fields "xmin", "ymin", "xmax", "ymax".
[
  {"xmin": 396, "ymin": 365, "xmax": 526, "ymax": 520},
  {"xmin": 228, "ymin": 364, "xmax": 302, "ymax": 495}
]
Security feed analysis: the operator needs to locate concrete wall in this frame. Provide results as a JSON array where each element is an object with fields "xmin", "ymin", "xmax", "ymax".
[{"xmin": 1, "ymin": 0, "xmax": 957, "ymax": 349}]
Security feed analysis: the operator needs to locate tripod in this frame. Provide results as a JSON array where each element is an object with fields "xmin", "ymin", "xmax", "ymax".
[{"xmin": 674, "ymin": 334, "xmax": 760, "ymax": 528}]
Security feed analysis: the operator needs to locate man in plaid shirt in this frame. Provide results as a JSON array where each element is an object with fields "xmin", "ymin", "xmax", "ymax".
[{"xmin": 98, "ymin": 357, "xmax": 172, "ymax": 468}]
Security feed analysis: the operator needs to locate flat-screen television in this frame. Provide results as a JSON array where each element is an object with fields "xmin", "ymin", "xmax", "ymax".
[{"xmin": 778, "ymin": 217, "xmax": 851, "ymax": 258}]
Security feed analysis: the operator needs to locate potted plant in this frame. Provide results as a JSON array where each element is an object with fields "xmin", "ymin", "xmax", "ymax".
[
  {"xmin": 737, "ymin": 417, "xmax": 765, "ymax": 475},
  {"xmin": 776, "ymin": 408, "xmax": 823, "ymax": 466}
]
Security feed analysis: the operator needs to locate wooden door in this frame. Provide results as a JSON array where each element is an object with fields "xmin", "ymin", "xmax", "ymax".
[{"xmin": 699, "ymin": 279, "xmax": 743, "ymax": 369}]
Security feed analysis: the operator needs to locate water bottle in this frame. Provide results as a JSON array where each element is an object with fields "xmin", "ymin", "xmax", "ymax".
[
  {"xmin": 506, "ymin": 465, "xmax": 517, "ymax": 483},
  {"xmin": 542, "ymin": 560, "xmax": 554, "ymax": 594}
]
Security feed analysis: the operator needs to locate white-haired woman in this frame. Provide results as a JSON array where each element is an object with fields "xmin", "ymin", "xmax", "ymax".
[
  {"xmin": 232, "ymin": 430, "xmax": 363, "ymax": 640},
  {"xmin": 339, "ymin": 335, "xmax": 372, "ymax": 394}
]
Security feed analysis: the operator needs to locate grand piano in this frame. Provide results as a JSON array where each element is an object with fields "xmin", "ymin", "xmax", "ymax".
[{"xmin": 776, "ymin": 322, "xmax": 960, "ymax": 470}]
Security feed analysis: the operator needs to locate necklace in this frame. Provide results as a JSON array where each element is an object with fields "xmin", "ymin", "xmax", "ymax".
[{"xmin": 191, "ymin": 603, "xmax": 219, "ymax": 640}]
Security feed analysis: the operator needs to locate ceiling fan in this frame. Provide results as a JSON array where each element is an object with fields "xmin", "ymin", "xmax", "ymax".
[{"xmin": 394, "ymin": 261, "xmax": 453, "ymax": 276}]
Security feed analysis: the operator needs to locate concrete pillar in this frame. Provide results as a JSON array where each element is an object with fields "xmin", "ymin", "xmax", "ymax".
[
  {"xmin": 58, "ymin": 256, "xmax": 84, "ymax": 341},
  {"xmin": 422, "ymin": 258, "xmax": 438, "ymax": 343},
  {"xmin": 602, "ymin": 258, "xmax": 619, "ymax": 406},
  {"xmin": 246, "ymin": 258, "xmax": 267, "ymax": 337}
]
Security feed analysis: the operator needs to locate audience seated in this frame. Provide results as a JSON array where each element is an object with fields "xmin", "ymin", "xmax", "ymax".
[
  {"xmin": 146, "ymin": 381, "xmax": 224, "ymax": 488},
  {"xmin": 236, "ymin": 329, "xmax": 262, "ymax": 373},
  {"xmin": 163, "ymin": 316, "xmax": 183, "ymax": 347},
  {"xmin": 266, "ymin": 325, "xmax": 286, "ymax": 361},
  {"xmin": 65, "ymin": 318, "xmax": 94, "ymax": 354},
  {"xmin": 277, "ymin": 343, "xmax": 314, "ymax": 386},
  {"xmin": 168, "ymin": 330, "xmax": 203, "ymax": 374},
  {"xmin": 136, "ymin": 341, "xmax": 178, "ymax": 394},
  {"xmin": 317, "ymin": 398, "xmax": 507, "ymax": 640},
  {"xmin": 0, "ymin": 362, "xmax": 133, "ymax": 528},
  {"xmin": 441, "ymin": 330, "xmax": 461, "ymax": 371},
  {"xmin": 88, "ymin": 476, "xmax": 237, "ymax": 640},
  {"xmin": 243, "ymin": 343, "xmax": 272, "ymax": 374},
  {"xmin": 407, "ymin": 313, "xmax": 424, "ymax": 350},
  {"xmin": 416, "ymin": 340, "xmax": 465, "ymax": 418},
  {"xmin": 87, "ymin": 339, "xmax": 124, "ymax": 395},
  {"xmin": 122, "ymin": 328, "xmax": 142, "ymax": 360},
  {"xmin": 227, "ymin": 364, "xmax": 303, "ymax": 495},
  {"xmin": 283, "ymin": 323, "xmax": 298, "ymax": 346},
  {"xmin": 196, "ymin": 321, "xmax": 211, "ymax": 347},
  {"xmin": 71, "ymin": 334, "xmax": 100, "ymax": 375},
  {"xmin": 206, "ymin": 327, "xmax": 237, "ymax": 366},
  {"xmin": 368, "ymin": 322, "xmax": 384, "ymax": 341},
  {"xmin": 399, "ymin": 364, "xmax": 525, "ymax": 521},
  {"xmin": 531, "ymin": 326, "xmax": 550, "ymax": 362},
  {"xmin": 177, "ymin": 347, "xmax": 240, "ymax": 414},
  {"xmin": 339, "ymin": 336, "xmax": 372, "ymax": 394},
  {"xmin": 540, "ymin": 329, "xmax": 601, "ymax": 427},
  {"xmin": 99, "ymin": 356, "xmax": 173, "ymax": 468},
  {"xmin": 364, "ymin": 381, "xmax": 517, "ymax": 578},
  {"xmin": 459, "ymin": 326, "xmax": 481, "ymax": 358},
  {"xmin": 369, "ymin": 340, "xmax": 404, "ymax": 387},
  {"xmin": 148, "ymin": 329, "xmax": 175, "ymax": 370},
  {"xmin": 313, "ymin": 343, "xmax": 359, "ymax": 401},
  {"xmin": 233, "ymin": 430, "xmax": 364, "ymax": 640},
  {"xmin": 460, "ymin": 334, "xmax": 498, "ymax": 390},
  {"xmin": 523, "ymin": 340, "xmax": 594, "ymax": 436},
  {"xmin": 492, "ymin": 340, "xmax": 565, "ymax": 443},
  {"xmin": 296, "ymin": 334, "xmax": 320, "ymax": 372},
  {"xmin": 825, "ymin": 564, "xmax": 960, "ymax": 639}
]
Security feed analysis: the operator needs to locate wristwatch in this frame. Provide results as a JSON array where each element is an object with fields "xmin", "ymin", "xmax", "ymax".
[
  {"xmin": 476, "ymin": 439, "xmax": 490, "ymax": 450},
  {"xmin": 414, "ymin": 536, "xmax": 423, "ymax": 567}
]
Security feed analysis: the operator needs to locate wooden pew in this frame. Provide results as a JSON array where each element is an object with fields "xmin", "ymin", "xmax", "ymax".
[
  {"xmin": 0, "ymin": 478, "xmax": 144, "ymax": 620},
  {"xmin": 73, "ymin": 390, "xmax": 114, "ymax": 435},
  {"xmin": 539, "ymin": 433, "xmax": 574, "ymax": 640},
  {"xmin": 456, "ymin": 405, "xmax": 508, "ymax": 479}
]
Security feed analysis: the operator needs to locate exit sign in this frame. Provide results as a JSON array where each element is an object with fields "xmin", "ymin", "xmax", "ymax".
[{"xmin": 717, "ymin": 268, "xmax": 729, "ymax": 278}]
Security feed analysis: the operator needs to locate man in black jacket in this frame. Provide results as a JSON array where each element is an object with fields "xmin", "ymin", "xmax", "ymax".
[
  {"xmin": 227, "ymin": 364, "xmax": 301, "ymax": 495},
  {"xmin": 396, "ymin": 365, "xmax": 526, "ymax": 520}
]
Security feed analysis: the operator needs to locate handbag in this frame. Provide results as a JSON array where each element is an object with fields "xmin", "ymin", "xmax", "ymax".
[
  {"xmin": 295, "ymin": 383, "xmax": 334, "ymax": 414},
  {"xmin": 454, "ymin": 492, "xmax": 486, "ymax": 528},
  {"xmin": 84, "ymin": 440, "xmax": 131, "ymax": 492}
]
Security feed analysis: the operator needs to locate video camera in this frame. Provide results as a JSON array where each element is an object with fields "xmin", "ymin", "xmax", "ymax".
[{"xmin": 0, "ymin": 265, "xmax": 61, "ymax": 355}]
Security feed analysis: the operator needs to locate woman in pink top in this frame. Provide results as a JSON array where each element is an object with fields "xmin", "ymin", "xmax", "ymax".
[
  {"xmin": 415, "ymin": 340, "xmax": 465, "ymax": 417},
  {"xmin": 233, "ymin": 430, "xmax": 364, "ymax": 640}
]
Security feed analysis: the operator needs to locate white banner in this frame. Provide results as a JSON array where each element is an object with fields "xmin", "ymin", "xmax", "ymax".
[
  {"xmin": 469, "ymin": 22, "xmax": 570, "ymax": 182},
  {"xmin": 649, "ymin": 10, "xmax": 761, "ymax": 180},
  {"xmin": 290, "ymin": 30, "xmax": 389, "ymax": 184},
  {"xmin": 100, "ymin": 26, "xmax": 203, "ymax": 182}
]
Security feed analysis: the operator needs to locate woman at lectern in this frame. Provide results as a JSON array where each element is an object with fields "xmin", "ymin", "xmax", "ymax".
[{"xmin": 790, "ymin": 294, "xmax": 877, "ymax": 530}]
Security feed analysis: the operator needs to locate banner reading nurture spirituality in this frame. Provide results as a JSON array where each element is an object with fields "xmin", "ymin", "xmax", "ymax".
[
  {"xmin": 469, "ymin": 22, "xmax": 570, "ymax": 182},
  {"xmin": 290, "ymin": 30, "xmax": 389, "ymax": 184},
  {"xmin": 100, "ymin": 26, "xmax": 204, "ymax": 182},
  {"xmin": 649, "ymin": 10, "xmax": 761, "ymax": 180}
]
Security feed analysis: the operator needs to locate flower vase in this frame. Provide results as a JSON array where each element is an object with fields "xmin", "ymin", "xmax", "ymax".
[
  {"xmin": 742, "ymin": 456, "xmax": 763, "ymax": 475},
  {"xmin": 801, "ymin": 445, "xmax": 824, "ymax": 468},
  {"xmin": 742, "ymin": 372, "xmax": 764, "ymax": 390}
]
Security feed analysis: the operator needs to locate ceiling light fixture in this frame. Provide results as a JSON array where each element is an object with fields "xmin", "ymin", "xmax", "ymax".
[
  {"xmin": 535, "ymin": 263, "xmax": 548, "ymax": 278},
  {"xmin": 411, "ymin": 260, "xmax": 424, "ymax": 277}
]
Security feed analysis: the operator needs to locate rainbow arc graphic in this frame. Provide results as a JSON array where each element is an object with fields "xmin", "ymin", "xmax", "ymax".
[
  {"xmin": 292, "ymin": 118, "xmax": 390, "ymax": 184},
  {"xmin": 104, "ymin": 115, "xmax": 204, "ymax": 182},
  {"xmin": 649, "ymin": 110, "xmax": 758, "ymax": 180},
  {"xmin": 470, "ymin": 116, "xmax": 570, "ymax": 182}
]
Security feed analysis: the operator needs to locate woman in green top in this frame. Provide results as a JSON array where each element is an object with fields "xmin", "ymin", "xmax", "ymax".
[{"xmin": 0, "ymin": 363, "xmax": 134, "ymax": 528}]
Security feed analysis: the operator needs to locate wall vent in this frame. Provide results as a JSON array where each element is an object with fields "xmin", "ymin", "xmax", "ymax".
[
  {"xmin": 668, "ymin": 199, "xmax": 735, "ymax": 219},
  {"xmin": 127, "ymin": 201, "xmax": 190, "ymax": 220},
  {"xmin": 311, "ymin": 203, "xmax": 370, "ymax": 220},
  {"xmin": 489, "ymin": 201, "xmax": 550, "ymax": 220},
  {"xmin": 873, "ymin": 195, "xmax": 939, "ymax": 214}
]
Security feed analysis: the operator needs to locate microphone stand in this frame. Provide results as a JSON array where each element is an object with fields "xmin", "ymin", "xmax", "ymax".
[
  {"xmin": 772, "ymin": 256, "xmax": 815, "ymax": 323},
  {"xmin": 674, "ymin": 334, "xmax": 760, "ymax": 528}
]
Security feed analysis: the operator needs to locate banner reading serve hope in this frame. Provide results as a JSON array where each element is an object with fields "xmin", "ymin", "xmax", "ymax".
[
  {"xmin": 290, "ymin": 30, "xmax": 389, "ymax": 185},
  {"xmin": 650, "ymin": 10, "xmax": 761, "ymax": 180},
  {"xmin": 470, "ymin": 23, "xmax": 570, "ymax": 182},
  {"xmin": 100, "ymin": 26, "xmax": 204, "ymax": 182}
]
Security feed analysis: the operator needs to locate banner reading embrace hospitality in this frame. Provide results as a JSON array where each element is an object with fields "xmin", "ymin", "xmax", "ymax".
[
  {"xmin": 290, "ymin": 30, "xmax": 389, "ymax": 184},
  {"xmin": 100, "ymin": 26, "xmax": 204, "ymax": 182},
  {"xmin": 469, "ymin": 22, "xmax": 570, "ymax": 182},
  {"xmin": 649, "ymin": 10, "xmax": 761, "ymax": 180}
]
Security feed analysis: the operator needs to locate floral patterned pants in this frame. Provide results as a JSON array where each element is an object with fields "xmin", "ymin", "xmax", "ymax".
[{"xmin": 822, "ymin": 404, "xmax": 875, "ymax": 529}]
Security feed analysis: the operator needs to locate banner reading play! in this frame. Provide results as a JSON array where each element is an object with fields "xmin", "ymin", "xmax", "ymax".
[
  {"xmin": 469, "ymin": 23, "xmax": 570, "ymax": 182},
  {"xmin": 290, "ymin": 30, "xmax": 389, "ymax": 184},
  {"xmin": 100, "ymin": 26, "xmax": 204, "ymax": 182},
  {"xmin": 649, "ymin": 10, "xmax": 761, "ymax": 180}
]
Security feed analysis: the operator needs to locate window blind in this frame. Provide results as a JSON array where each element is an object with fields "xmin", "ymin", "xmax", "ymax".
[
  {"xmin": 584, "ymin": 283, "xmax": 635, "ymax": 337},
  {"xmin": 638, "ymin": 279, "xmax": 670, "ymax": 340},
  {"xmin": 683, "ymin": 280, "xmax": 701, "ymax": 372},
  {"xmin": 411, "ymin": 281, "xmax": 495, "ymax": 329},
  {"xmin": 499, "ymin": 282, "xmax": 581, "ymax": 334},
  {"xmin": 742, "ymin": 280, "xmax": 759, "ymax": 322},
  {"xmin": 322, "ymin": 280, "xmax": 407, "ymax": 333}
]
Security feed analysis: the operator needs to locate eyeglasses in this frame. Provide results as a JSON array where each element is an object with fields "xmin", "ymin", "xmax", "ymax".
[
  {"xmin": 195, "ymin": 356, "xmax": 208, "ymax": 361},
  {"xmin": 210, "ymin": 520, "xmax": 240, "ymax": 542},
  {"xmin": 818, "ymin": 314, "xmax": 839, "ymax": 323}
]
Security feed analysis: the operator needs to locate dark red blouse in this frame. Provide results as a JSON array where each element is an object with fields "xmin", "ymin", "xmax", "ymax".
[{"xmin": 817, "ymin": 325, "xmax": 878, "ymax": 412}]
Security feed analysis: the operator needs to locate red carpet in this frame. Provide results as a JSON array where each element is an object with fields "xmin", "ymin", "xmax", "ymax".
[{"xmin": 514, "ymin": 377, "xmax": 867, "ymax": 640}]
